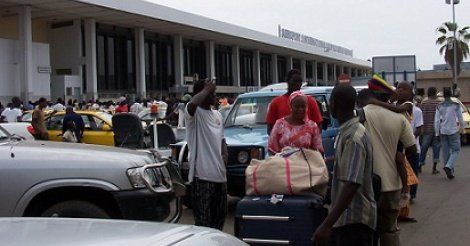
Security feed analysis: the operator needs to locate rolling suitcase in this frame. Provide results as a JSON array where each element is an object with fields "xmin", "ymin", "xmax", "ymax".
[{"xmin": 235, "ymin": 195, "xmax": 327, "ymax": 245}]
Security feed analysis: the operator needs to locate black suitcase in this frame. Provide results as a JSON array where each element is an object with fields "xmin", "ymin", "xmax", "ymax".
[{"xmin": 235, "ymin": 195, "xmax": 328, "ymax": 245}]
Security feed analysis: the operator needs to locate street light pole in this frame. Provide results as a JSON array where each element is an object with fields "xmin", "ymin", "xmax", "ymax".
[
  {"xmin": 452, "ymin": 1, "xmax": 458, "ymax": 87},
  {"xmin": 446, "ymin": 0, "xmax": 460, "ymax": 87}
]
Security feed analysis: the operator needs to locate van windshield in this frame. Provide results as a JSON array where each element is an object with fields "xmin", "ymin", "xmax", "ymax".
[{"xmin": 224, "ymin": 96, "xmax": 275, "ymax": 127}]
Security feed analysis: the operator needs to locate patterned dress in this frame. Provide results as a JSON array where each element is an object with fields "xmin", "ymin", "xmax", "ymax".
[{"xmin": 268, "ymin": 117, "xmax": 323, "ymax": 153}]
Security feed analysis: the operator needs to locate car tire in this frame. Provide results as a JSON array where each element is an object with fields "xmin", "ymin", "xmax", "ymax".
[{"xmin": 41, "ymin": 200, "xmax": 110, "ymax": 219}]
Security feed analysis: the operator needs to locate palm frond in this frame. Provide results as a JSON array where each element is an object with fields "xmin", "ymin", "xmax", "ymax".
[
  {"xmin": 445, "ymin": 22, "xmax": 457, "ymax": 32},
  {"xmin": 436, "ymin": 36, "xmax": 447, "ymax": 45},
  {"xmin": 437, "ymin": 26, "xmax": 447, "ymax": 34},
  {"xmin": 439, "ymin": 45, "xmax": 446, "ymax": 55}
]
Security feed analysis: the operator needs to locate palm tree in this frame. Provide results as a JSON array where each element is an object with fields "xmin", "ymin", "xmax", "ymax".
[{"xmin": 436, "ymin": 22, "xmax": 470, "ymax": 77}]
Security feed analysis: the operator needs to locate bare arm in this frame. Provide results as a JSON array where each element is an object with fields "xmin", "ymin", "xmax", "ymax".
[
  {"xmin": 187, "ymin": 80, "xmax": 216, "ymax": 116},
  {"xmin": 369, "ymin": 98, "xmax": 411, "ymax": 114}
]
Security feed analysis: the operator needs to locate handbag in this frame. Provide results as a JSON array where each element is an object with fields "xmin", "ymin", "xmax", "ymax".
[{"xmin": 245, "ymin": 148, "xmax": 329, "ymax": 196}]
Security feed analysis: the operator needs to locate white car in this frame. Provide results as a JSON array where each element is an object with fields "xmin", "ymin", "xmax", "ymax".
[
  {"xmin": 0, "ymin": 122, "xmax": 35, "ymax": 141},
  {"xmin": 0, "ymin": 218, "xmax": 247, "ymax": 246}
]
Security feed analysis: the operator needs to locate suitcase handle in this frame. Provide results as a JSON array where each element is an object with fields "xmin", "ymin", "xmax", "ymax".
[
  {"xmin": 242, "ymin": 238, "xmax": 291, "ymax": 245},
  {"xmin": 241, "ymin": 215, "xmax": 291, "ymax": 221}
]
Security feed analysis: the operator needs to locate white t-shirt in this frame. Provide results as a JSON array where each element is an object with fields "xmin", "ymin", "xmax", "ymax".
[
  {"xmin": 1, "ymin": 108, "xmax": 22, "ymax": 122},
  {"xmin": 185, "ymin": 105, "xmax": 226, "ymax": 183},
  {"xmin": 175, "ymin": 103, "xmax": 186, "ymax": 128},
  {"xmin": 411, "ymin": 105, "xmax": 424, "ymax": 153},
  {"xmin": 130, "ymin": 103, "xmax": 143, "ymax": 114},
  {"xmin": 52, "ymin": 103, "xmax": 65, "ymax": 111}
]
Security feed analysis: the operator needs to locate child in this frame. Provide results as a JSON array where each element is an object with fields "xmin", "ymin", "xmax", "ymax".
[{"xmin": 62, "ymin": 121, "xmax": 78, "ymax": 143}]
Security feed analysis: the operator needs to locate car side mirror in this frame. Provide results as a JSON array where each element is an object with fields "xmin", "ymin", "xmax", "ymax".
[{"xmin": 102, "ymin": 124, "xmax": 112, "ymax": 131}]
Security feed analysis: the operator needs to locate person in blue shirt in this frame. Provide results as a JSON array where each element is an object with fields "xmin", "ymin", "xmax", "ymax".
[
  {"xmin": 435, "ymin": 87, "xmax": 464, "ymax": 179},
  {"xmin": 62, "ymin": 106, "xmax": 85, "ymax": 143}
]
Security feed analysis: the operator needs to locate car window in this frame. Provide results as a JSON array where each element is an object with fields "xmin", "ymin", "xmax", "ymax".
[
  {"xmin": 82, "ymin": 115, "xmax": 93, "ymax": 130},
  {"xmin": 0, "ymin": 125, "xmax": 9, "ymax": 139},
  {"xmin": 22, "ymin": 112, "xmax": 32, "ymax": 122},
  {"xmin": 47, "ymin": 115, "xmax": 65, "ymax": 130},
  {"xmin": 225, "ymin": 97, "xmax": 274, "ymax": 127},
  {"xmin": 311, "ymin": 94, "xmax": 331, "ymax": 128}
]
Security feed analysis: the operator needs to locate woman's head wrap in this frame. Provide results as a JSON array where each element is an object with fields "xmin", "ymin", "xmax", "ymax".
[{"xmin": 289, "ymin": 90, "xmax": 308, "ymax": 122}]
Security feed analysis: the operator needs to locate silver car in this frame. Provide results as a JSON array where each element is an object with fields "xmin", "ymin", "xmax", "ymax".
[
  {"xmin": 0, "ymin": 125, "xmax": 184, "ymax": 222},
  {"xmin": 0, "ymin": 218, "xmax": 247, "ymax": 245}
]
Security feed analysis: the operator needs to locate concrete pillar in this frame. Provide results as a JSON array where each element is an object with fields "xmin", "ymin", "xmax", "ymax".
[
  {"xmin": 232, "ymin": 46, "xmax": 240, "ymax": 87},
  {"xmin": 312, "ymin": 60, "xmax": 318, "ymax": 86},
  {"xmin": 272, "ymin": 54, "xmax": 278, "ymax": 84},
  {"xmin": 340, "ymin": 65, "xmax": 345, "ymax": 74},
  {"xmin": 301, "ymin": 59, "xmax": 307, "ymax": 82},
  {"xmin": 84, "ymin": 19, "xmax": 98, "ymax": 100},
  {"xmin": 287, "ymin": 56, "xmax": 293, "ymax": 71},
  {"xmin": 19, "ymin": 6, "xmax": 33, "ymax": 102},
  {"xmin": 346, "ymin": 67, "xmax": 352, "ymax": 76},
  {"xmin": 322, "ymin": 62, "xmax": 328, "ymax": 83},
  {"xmin": 333, "ymin": 64, "xmax": 337, "ymax": 82},
  {"xmin": 135, "ymin": 28, "xmax": 146, "ymax": 99},
  {"xmin": 173, "ymin": 35, "xmax": 184, "ymax": 86},
  {"xmin": 206, "ymin": 41, "xmax": 215, "ymax": 79},
  {"xmin": 254, "ymin": 50, "xmax": 261, "ymax": 87}
]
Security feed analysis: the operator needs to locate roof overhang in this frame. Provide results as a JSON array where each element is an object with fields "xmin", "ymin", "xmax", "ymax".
[{"xmin": 0, "ymin": 0, "xmax": 371, "ymax": 68}]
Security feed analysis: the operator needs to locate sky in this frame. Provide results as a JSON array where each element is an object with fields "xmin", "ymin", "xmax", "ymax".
[{"xmin": 147, "ymin": 0, "xmax": 470, "ymax": 70}]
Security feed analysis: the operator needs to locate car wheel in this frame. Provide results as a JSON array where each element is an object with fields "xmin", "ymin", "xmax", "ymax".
[{"xmin": 41, "ymin": 200, "xmax": 110, "ymax": 219}]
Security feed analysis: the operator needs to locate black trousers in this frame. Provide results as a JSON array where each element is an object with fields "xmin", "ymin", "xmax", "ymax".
[
  {"xmin": 191, "ymin": 178, "xmax": 227, "ymax": 230},
  {"xmin": 329, "ymin": 224, "xmax": 374, "ymax": 246}
]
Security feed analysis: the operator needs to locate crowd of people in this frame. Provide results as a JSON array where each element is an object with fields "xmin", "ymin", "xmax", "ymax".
[{"xmin": 184, "ymin": 69, "xmax": 465, "ymax": 246}]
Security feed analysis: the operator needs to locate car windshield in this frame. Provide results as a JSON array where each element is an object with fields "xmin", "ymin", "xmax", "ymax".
[
  {"xmin": 138, "ymin": 108, "xmax": 152, "ymax": 120},
  {"xmin": 224, "ymin": 96, "xmax": 275, "ymax": 127},
  {"xmin": 97, "ymin": 112, "xmax": 113, "ymax": 123}
]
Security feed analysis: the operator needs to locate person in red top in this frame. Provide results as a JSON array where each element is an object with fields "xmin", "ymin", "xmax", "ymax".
[
  {"xmin": 266, "ymin": 69, "xmax": 323, "ymax": 135},
  {"xmin": 115, "ymin": 100, "xmax": 129, "ymax": 113}
]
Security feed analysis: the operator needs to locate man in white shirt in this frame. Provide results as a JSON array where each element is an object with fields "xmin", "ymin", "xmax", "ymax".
[
  {"xmin": 435, "ymin": 87, "xmax": 464, "ymax": 179},
  {"xmin": 1, "ymin": 103, "xmax": 22, "ymax": 123},
  {"xmin": 185, "ymin": 79, "xmax": 228, "ymax": 230},
  {"xmin": 130, "ymin": 98, "xmax": 144, "ymax": 114},
  {"xmin": 52, "ymin": 98, "xmax": 65, "ymax": 111},
  {"xmin": 410, "ymin": 104, "xmax": 423, "ymax": 200}
]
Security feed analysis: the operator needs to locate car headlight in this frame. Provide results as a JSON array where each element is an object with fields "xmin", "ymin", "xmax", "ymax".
[
  {"xmin": 127, "ymin": 163, "xmax": 173, "ymax": 193},
  {"xmin": 237, "ymin": 151, "xmax": 250, "ymax": 164}
]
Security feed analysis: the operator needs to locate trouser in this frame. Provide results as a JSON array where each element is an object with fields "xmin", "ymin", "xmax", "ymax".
[
  {"xmin": 377, "ymin": 190, "xmax": 401, "ymax": 246},
  {"xmin": 419, "ymin": 133, "xmax": 440, "ymax": 166},
  {"xmin": 441, "ymin": 132, "xmax": 461, "ymax": 172},
  {"xmin": 330, "ymin": 224, "xmax": 374, "ymax": 246},
  {"xmin": 191, "ymin": 178, "xmax": 227, "ymax": 230}
]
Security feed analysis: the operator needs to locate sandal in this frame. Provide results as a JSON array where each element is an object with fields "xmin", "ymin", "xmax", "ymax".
[{"xmin": 432, "ymin": 169, "xmax": 440, "ymax": 174}]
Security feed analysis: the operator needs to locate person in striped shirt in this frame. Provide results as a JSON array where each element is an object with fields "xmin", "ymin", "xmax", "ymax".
[{"xmin": 419, "ymin": 87, "xmax": 441, "ymax": 174}]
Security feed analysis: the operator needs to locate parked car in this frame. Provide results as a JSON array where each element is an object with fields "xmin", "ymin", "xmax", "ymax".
[
  {"xmin": 0, "ymin": 218, "xmax": 247, "ymax": 246},
  {"xmin": 0, "ymin": 122, "xmax": 35, "ymax": 141},
  {"xmin": 0, "ymin": 124, "xmax": 184, "ymax": 222},
  {"xmin": 171, "ymin": 86, "xmax": 339, "ymax": 199},
  {"xmin": 45, "ymin": 110, "xmax": 114, "ymax": 145},
  {"xmin": 435, "ymin": 96, "xmax": 470, "ymax": 143}
]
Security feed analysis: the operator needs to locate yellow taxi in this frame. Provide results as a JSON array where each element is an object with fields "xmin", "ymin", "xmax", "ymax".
[
  {"xmin": 451, "ymin": 98, "xmax": 470, "ymax": 136},
  {"xmin": 45, "ymin": 111, "xmax": 114, "ymax": 146}
]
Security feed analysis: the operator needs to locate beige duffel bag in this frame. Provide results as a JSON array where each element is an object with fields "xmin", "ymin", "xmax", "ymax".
[{"xmin": 245, "ymin": 148, "xmax": 329, "ymax": 196}]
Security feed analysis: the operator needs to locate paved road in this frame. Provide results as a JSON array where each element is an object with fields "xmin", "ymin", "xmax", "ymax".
[{"xmin": 177, "ymin": 145, "xmax": 470, "ymax": 245}]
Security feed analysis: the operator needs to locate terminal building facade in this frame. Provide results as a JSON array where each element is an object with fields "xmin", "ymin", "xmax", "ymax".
[{"xmin": 0, "ymin": 0, "xmax": 371, "ymax": 103}]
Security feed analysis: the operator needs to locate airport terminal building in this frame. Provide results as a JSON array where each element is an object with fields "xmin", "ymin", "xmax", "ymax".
[{"xmin": 0, "ymin": 0, "xmax": 371, "ymax": 103}]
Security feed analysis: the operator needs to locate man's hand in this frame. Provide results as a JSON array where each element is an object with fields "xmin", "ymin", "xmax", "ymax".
[
  {"xmin": 204, "ymin": 79, "xmax": 216, "ymax": 93},
  {"xmin": 311, "ymin": 223, "xmax": 331, "ymax": 246}
]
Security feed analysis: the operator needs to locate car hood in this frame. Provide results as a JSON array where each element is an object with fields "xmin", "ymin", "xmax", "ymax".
[
  {"xmin": 0, "ymin": 218, "xmax": 247, "ymax": 246},
  {"xmin": 5, "ymin": 140, "xmax": 156, "ymax": 167},
  {"xmin": 224, "ymin": 127, "xmax": 267, "ymax": 147}
]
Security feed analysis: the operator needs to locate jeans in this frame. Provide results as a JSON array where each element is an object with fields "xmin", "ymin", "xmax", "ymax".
[
  {"xmin": 419, "ymin": 133, "xmax": 440, "ymax": 166},
  {"xmin": 440, "ymin": 132, "xmax": 461, "ymax": 172}
]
